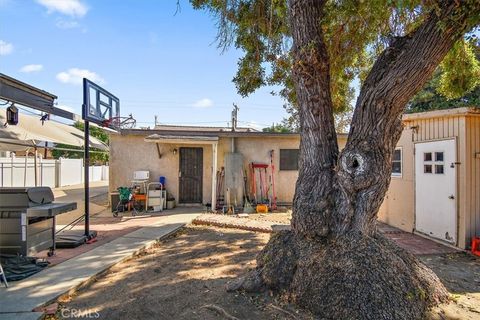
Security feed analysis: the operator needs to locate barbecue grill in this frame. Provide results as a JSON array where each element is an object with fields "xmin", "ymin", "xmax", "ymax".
[{"xmin": 0, "ymin": 187, "xmax": 77, "ymax": 257}]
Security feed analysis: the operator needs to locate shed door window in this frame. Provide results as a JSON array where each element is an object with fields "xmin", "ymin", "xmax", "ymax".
[
  {"xmin": 423, "ymin": 151, "xmax": 444, "ymax": 174},
  {"xmin": 392, "ymin": 148, "xmax": 402, "ymax": 177},
  {"xmin": 280, "ymin": 149, "xmax": 299, "ymax": 171}
]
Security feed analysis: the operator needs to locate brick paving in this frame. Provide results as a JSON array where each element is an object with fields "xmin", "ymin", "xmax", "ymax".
[
  {"xmin": 37, "ymin": 208, "xmax": 200, "ymax": 266},
  {"xmin": 193, "ymin": 214, "xmax": 458, "ymax": 256},
  {"xmin": 37, "ymin": 211, "xmax": 458, "ymax": 267},
  {"xmin": 193, "ymin": 213, "xmax": 290, "ymax": 233},
  {"xmin": 383, "ymin": 232, "xmax": 457, "ymax": 255}
]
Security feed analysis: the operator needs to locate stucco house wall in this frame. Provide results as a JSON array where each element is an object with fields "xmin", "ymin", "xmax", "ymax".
[
  {"xmin": 110, "ymin": 131, "xmax": 347, "ymax": 205},
  {"xmin": 109, "ymin": 107, "xmax": 479, "ymax": 249},
  {"xmin": 378, "ymin": 129, "xmax": 415, "ymax": 232},
  {"xmin": 109, "ymin": 134, "xmax": 213, "ymax": 204}
]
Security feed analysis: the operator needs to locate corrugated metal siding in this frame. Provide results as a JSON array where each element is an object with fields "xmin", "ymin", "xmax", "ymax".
[
  {"xmin": 405, "ymin": 115, "xmax": 470, "ymax": 248},
  {"xmin": 465, "ymin": 115, "xmax": 480, "ymax": 248},
  {"xmin": 410, "ymin": 116, "xmax": 463, "ymax": 142},
  {"xmin": 379, "ymin": 109, "xmax": 479, "ymax": 249}
]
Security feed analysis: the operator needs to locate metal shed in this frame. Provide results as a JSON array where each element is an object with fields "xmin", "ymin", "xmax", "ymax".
[{"xmin": 378, "ymin": 107, "xmax": 480, "ymax": 249}]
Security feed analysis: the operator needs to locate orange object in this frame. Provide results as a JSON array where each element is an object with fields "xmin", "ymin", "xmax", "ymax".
[
  {"xmin": 472, "ymin": 237, "xmax": 480, "ymax": 257},
  {"xmin": 256, "ymin": 204, "xmax": 268, "ymax": 213},
  {"xmin": 128, "ymin": 194, "xmax": 146, "ymax": 211},
  {"xmin": 134, "ymin": 194, "xmax": 147, "ymax": 201}
]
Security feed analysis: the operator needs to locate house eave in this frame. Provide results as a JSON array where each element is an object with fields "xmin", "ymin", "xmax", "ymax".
[
  {"xmin": 403, "ymin": 107, "xmax": 480, "ymax": 122},
  {"xmin": 122, "ymin": 128, "xmax": 349, "ymax": 139},
  {"xmin": 144, "ymin": 134, "xmax": 219, "ymax": 144}
]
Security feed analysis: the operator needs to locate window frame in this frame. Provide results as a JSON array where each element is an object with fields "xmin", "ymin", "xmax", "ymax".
[{"xmin": 391, "ymin": 147, "xmax": 403, "ymax": 178}]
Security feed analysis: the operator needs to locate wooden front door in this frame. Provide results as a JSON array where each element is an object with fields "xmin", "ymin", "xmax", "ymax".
[{"xmin": 179, "ymin": 147, "xmax": 203, "ymax": 203}]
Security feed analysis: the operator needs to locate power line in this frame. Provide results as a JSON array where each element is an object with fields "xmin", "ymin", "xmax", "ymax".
[{"xmin": 56, "ymin": 99, "xmax": 284, "ymax": 110}]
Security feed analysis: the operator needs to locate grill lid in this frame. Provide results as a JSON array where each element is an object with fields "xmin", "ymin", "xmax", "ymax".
[{"xmin": 0, "ymin": 187, "xmax": 55, "ymax": 208}]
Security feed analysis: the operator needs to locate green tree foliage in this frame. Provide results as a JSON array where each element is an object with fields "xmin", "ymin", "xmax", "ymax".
[
  {"xmin": 51, "ymin": 121, "xmax": 109, "ymax": 164},
  {"xmin": 437, "ymin": 40, "xmax": 480, "ymax": 99},
  {"xmin": 262, "ymin": 122, "xmax": 294, "ymax": 132},
  {"xmin": 408, "ymin": 39, "xmax": 480, "ymax": 113},
  {"xmin": 191, "ymin": 0, "xmax": 480, "ymax": 121},
  {"xmin": 278, "ymin": 103, "xmax": 353, "ymax": 133}
]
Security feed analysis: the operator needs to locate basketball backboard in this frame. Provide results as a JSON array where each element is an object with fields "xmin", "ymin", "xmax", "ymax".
[{"xmin": 82, "ymin": 78, "xmax": 120, "ymax": 128}]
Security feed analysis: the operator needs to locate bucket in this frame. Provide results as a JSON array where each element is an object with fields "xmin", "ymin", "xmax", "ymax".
[
  {"xmin": 167, "ymin": 200, "xmax": 176, "ymax": 209},
  {"xmin": 159, "ymin": 176, "xmax": 166, "ymax": 187},
  {"xmin": 256, "ymin": 204, "xmax": 268, "ymax": 213},
  {"xmin": 472, "ymin": 237, "xmax": 480, "ymax": 257}
]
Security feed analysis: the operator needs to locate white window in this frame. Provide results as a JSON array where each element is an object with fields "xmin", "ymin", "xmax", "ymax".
[{"xmin": 392, "ymin": 148, "xmax": 402, "ymax": 177}]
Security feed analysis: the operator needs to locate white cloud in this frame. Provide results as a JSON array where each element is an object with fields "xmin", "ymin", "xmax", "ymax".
[
  {"xmin": 55, "ymin": 19, "xmax": 79, "ymax": 29},
  {"xmin": 192, "ymin": 98, "xmax": 213, "ymax": 108},
  {"xmin": 0, "ymin": 40, "xmax": 13, "ymax": 55},
  {"xmin": 56, "ymin": 68, "xmax": 105, "ymax": 85},
  {"xmin": 36, "ymin": 0, "xmax": 88, "ymax": 18},
  {"xmin": 20, "ymin": 64, "xmax": 44, "ymax": 73}
]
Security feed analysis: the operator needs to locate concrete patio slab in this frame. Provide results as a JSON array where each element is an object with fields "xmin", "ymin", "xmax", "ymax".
[
  {"xmin": 0, "ymin": 210, "xmax": 201, "ymax": 319},
  {"xmin": 53, "ymin": 181, "xmax": 109, "ymax": 226}
]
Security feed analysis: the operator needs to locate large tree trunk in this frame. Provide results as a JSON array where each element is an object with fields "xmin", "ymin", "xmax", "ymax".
[
  {"xmin": 228, "ymin": 1, "xmax": 480, "ymax": 319},
  {"xmin": 289, "ymin": 0, "xmax": 339, "ymax": 238},
  {"xmin": 291, "ymin": 0, "xmax": 479, "ymax": 239}
]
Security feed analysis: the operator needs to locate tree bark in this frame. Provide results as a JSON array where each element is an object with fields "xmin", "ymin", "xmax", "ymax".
[
  {"xmin": 291, "ymin": 0, "xmax": 480, "ymax": 238},
  {"xmin": 289, "ymin": 0, "xmax": 339, "ymax": 238},
  {"xmin": 229, "ymin": 1, "xmax": 480, "ymax": 319},
  {"xmin": 336, "ymin": 0, "xmax": 480, "ymax": 236}
]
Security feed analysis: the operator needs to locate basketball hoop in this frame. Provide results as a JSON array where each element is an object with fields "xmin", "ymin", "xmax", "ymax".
[{"xmin": 102, "ymin": 114, "xmax": 136, "ymax": 130}]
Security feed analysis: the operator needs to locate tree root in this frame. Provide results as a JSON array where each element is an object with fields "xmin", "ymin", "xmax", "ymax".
[
  {"xmin": 231, "ymin": 230, "xmax": 449, "ymax": 320},
  {"xmin": 225, "ymin": 269, "xmax": 264, "ymax": 293},
  {"xmin": 200, "ymin": 304, "xmax": 240, "ymax": 320},
  {"xmin": 267, "ymin": 304, "xmax": 299, "ymax": 319}
]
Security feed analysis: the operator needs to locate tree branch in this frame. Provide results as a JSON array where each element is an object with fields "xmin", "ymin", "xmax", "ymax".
[
  {"xmin": 335, "ymin": 0, "xmax": 480, "ymax": 235},
  {"xmin": 350, "ymin": 0, "xmax": 480, "ymax": 145}
]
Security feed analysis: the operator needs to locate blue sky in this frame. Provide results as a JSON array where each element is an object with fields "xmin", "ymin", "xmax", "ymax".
[{"xmin": 0, "ymin": 0, "xmax": 287, "ymax": 129}]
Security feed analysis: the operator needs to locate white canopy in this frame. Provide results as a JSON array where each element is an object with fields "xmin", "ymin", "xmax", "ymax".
[{"xmin": 0, "ymin": 108, "xmax": 108, "ymax": 151}]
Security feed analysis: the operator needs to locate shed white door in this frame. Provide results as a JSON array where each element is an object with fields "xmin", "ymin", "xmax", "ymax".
[{"xmin": 415, "ymin": 139, "xmax": 456, "ymax": 244}]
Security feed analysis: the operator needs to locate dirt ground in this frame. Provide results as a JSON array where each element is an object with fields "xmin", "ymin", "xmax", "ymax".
[
  {"xmin": 54, "ymin": 226, "xmax": 314, "ymax": 320},
  {"xmin": 53, "ymin": 225, "xmax": 480, "ymax": 320},
  {"xmin": 423, "ymin": 253, "xmax": 480, "ymax": 319}
]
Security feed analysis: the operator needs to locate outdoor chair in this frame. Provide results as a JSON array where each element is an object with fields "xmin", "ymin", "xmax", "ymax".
[{"xmin": 113, "ymin": 187, "xmax": 140, "ymax": 217}]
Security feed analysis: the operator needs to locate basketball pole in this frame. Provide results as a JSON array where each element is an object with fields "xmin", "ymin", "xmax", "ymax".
[
  {"xmin": 82, "ymin": 78, "xmax": 119, "ymax": 240},
  {"xmin": 84, "ymin": 119, "xmax": 90, "ymax": 238}
]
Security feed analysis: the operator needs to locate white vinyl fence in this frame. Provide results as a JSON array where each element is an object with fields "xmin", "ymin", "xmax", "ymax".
[{"xmin": 0, "ymin": 157, "xmax": 108, "ymax": 188}]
